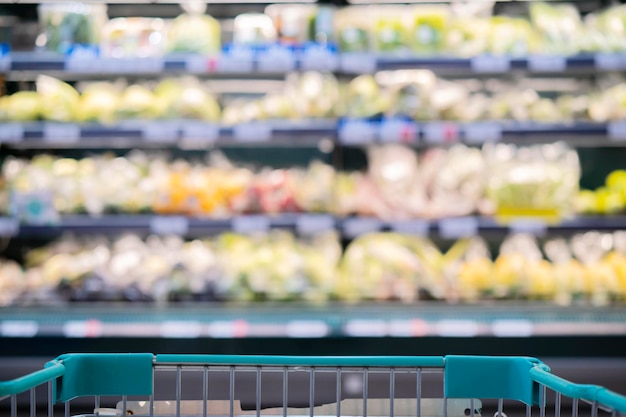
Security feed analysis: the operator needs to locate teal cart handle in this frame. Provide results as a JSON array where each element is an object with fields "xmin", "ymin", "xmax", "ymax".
[
  {"xmin": 156, "ymin": 354, "xmax": 445, "ymax": 367},
  {"xmin": 0, "ymin": 361, "xmax": 65, "ymax": 398},
  {"xmin": 529, "ymin": 365, "xmax": 626, "ymax": 413}
]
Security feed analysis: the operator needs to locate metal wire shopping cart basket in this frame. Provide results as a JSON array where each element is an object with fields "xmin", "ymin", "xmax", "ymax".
[{"xmin": 1, "ymin": 354, "xmax": 625, "ymax": 417}]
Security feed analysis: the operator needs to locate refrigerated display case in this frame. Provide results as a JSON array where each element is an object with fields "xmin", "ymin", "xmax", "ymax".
[{"xmin": 0, "ymin": 0, "xmax": 625, "ymax": 372}]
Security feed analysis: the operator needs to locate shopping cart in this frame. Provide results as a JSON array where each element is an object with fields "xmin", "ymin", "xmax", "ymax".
[{"xmin": 0, "ymin": 355, "xmax": 625, "ymax": 417}]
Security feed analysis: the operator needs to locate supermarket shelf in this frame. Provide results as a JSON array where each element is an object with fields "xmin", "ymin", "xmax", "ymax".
[
  {"xmin": 4, "ymin": 52, "xmax": 626, "ymax": 76},
  {"xmin": 0, "ymin": 120, "xmax": 336, "ymax": 148},
  {"xmin": 0, "ymin": 303, "xmax": 624, "ymax": 339},
  {"xmin": 5, "ymin": 214, "xmax": 626, "ymax": 239},
  {"xmin": 1, "ymin": 120, "xmax": 625, "ymax": 148}
]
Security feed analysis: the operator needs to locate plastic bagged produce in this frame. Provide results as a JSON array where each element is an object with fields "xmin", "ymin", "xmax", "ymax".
[
  {"xmin": 337, "ymin": 233, "xmax": 424, "ymax": 303},
  {"xmin": 487, "ymin": 16, "xmax": 539, "ymax": 56},
  {"xmin": 335, "ymin": 7, "xmax": 370, "ymax": 52},
  {"xmin": 588, "ymin": 83, "xmax": 626, "ymax": 123},
  {"xmin": 36, "ymin": 75, "xmax": 80, "ymax": 122},
  {"xmin": 38, "ymin": 3, "xmax": 106, "ymax": 54},
  {"xmin": 0, "ymin": 259, "xmax": 24, "ymax": 306},
  {"xmin": 2, "ymin": 91, "xmax": 41, "ymax": 122},
  {"xmin": 287, "ymin": 72, "xmax": 339, "ymax": 119},
  {"xmin": 167, "ymin": 3, "xmax": 220, "ymax": 54},
  {"xmin": 343, "ymin": 75, "xmax": 389, "ymax": 118},
  {"xmin": 115, "ymin": 84, "xmax": 161, "ymax": 120},
  {"xmin": 233, "ymin": 14, "xmax": 277, "ymax": 46},
  {"xmin": 483, "ymin": 142, "xmax": 580, "ymax": 220},
  {"xmin": 455, "ymin": 238, "xmax": 493, "ymax": 301},
  {"xmin": 265, "ymin": 4, "xmax": 317, "ymax": 45},
  {"xmin": 216, "ymin": 231, "xmax": 339, "ymax": 302},
  {"xmin": 101, "ymin": 17, "xmax": 167, "ymax": 58},
  {"xmin": 366, "ymin": 144, "xmax": 426, "ymax": 220},
  {"xmin": 292, "ymin": 161, "xmax": 336, "ymax": 213},
  {"xmin": 419, "ymin": 144, "xmax": 486, "ymax": 218},
  {"xmin": 582, "ymin": 5, "xmax": 626, "ymax": 53},
  {"xmin": 76, "ymin": 82, "xmax": 120, "ymax": 124},
  {"xmin": 529, "ymin": 2, "xmax": 582, "ymax": 55},
  {"xmin": 446, "ymin": 17, "xmax": 490, "ymax": 57},
  {"xmin": 154, "ymin": 78, "xmax": 221, "ymax": 122},
  {"xmin": 409, "ymin": 6, "xmax": 450, "ymax": 54},
  {"xmin": 372, "ymin": 6, "xmax": 408, "ymax": 53}
]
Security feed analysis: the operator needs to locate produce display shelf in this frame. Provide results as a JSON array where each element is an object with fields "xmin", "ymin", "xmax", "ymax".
[
  {"xmin": 4, "ymin": 214, "xmax": 626, "ymax": 239},
  {"xmin": 4, "ymin": 52, "xmax": 626, "ymax": 75},
  {"xmin": 0, "ymin": 120, "xmax": 337, "ymax": 147},
  {"xmin": 0, "ymin": 303, "xmax": 624, "ymax": 339},
  {"xmin": 1, "ymin": 120, "xmax": 624, "ymax": 147}
]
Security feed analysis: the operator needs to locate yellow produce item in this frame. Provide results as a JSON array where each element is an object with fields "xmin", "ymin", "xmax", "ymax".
[
  {"xmin": 5, "ymin": 91, "xmax": 41, "ymax": 121},
  {"xmin": 36, "ymin": 75, "xmax": 80, "ymax": 122}
]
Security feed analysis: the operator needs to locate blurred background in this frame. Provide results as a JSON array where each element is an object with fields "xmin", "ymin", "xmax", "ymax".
[{"xmin": 0, "ymin": 0, "xmax": 625, "ymax": 410}]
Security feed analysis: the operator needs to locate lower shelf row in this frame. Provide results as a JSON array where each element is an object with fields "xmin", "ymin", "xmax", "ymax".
[
  {"xmin": 2, "ymin": 229, "xmax": 626, "ymax": 307},
  {"xmin": 2, "ymin": 304, "xmax": 625, "ymax": 339}
]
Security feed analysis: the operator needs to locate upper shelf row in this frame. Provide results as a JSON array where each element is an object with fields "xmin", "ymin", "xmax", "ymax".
[{"xmin": 3, "ymin": 51, "xmax": 626, "ymax": 76}]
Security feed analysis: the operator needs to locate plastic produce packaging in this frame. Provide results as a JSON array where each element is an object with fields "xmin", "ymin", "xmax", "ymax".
[
  {"xmin": 483, "ymin": 142, "xmax": 580, "ymax": 220},
  {"xmin": 167, "ymin": 2, "xmax": 220, "ymax": 54},
  {"xmin": 233, "ymin": 14, "xmax": 277, "ymax": 46},
  {"xmin": 37, "ymin": 2, "xmax": 107, "ymax": 54},
  {"xmin": 409, "ymin": 5, "xmax": 450, "ymax": 54},
  {"xmin": 101, "ymin": 17, "xmax": 167, "ymax": 58}
]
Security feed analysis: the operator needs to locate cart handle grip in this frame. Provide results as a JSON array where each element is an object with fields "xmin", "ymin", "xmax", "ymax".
[
  {"xmin": 0, "ymin": 361, "xmax": 64, "ymax": 398},
  {"xmin": 155, "ymin": 354, "xmax": 445, "ymax": 367},
  {"xmin": 529, "ymin": 365, "xmax": 626, "ymax": 413}
]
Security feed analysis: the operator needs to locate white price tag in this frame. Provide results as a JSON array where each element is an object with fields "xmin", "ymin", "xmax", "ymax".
[
  {"xmin": 0, "ymin": 123, "xmax": 24, "ymax": 143},
  {"xmin": 438, "ymin": 217, "xmax": 478, "ymax": 239},
  {"xmin": 595, "ymin": 53, "xmax": 626, "ymax": 71},
  {"xmin": 343, "ymin": 217, "xmax": 382, "ymax": 238},
  {"xmin": 181, "ymin": 122, "xmax": 220, "ymax": 143},
  {"xmin": 296, "ymin": 214, "xmax": 335, "ymax": 235},
  {"xmin": 344, "ymin": 320, "xmax": 387, "ymax": 337},
  {"xmin": 142, "ymin": 122, "xmax": 179, "ymax": 143},
  {"xmin": 208, "ymin": 321, "xmax": 248, "ymax": 338},
  {"xmin": 0, "ymin": 217, "xmax": 19, "ymax": 237},
  {"xmin": 471, "ymin": 55, "xmax": 510, "ymax": 73},
  {"xmin": 286, "ymin": 321, "xmax": 329, "ymax": 338},
  {"xmin": 232, "ymin": 215, "xmax": 270, "ymax": 234},
  {"xmin": 217, "ymin": 52, "xmax": 254, "ymax": 73},
  {"xmin": 149, "ymin": 216, "xmax": 189, "ymax": 236},
  {"xmin": 185, "ymin": 55, "xmax": 218, "ymax": 73},
  {"xmin": 387, "ymin": 320, "xmax": 429, "ymax": 337},
  {"xmin": 464, "ymin": 122, "xmax": 502, "ymax": 144},
  {"xmin": 528, "ymin": 55, "xmax": 567, "ymax": 72},
  {"xmin": 379, "ymin": 119, "xmax": 418, "ymax": 143},
  {"xmin": 97, "ymin": 58, "xmax": 120, "ymax": 73},
  {"xmin": 63, "ymin": 320, "xmax": 103, "ymax": 338},
  {"xmin": 492, "ymin": 320, "xmax": 533, "ymax": 337},
  {"xmin": 160, "ymin": 321, "xmax": 203, "ymax": 338},
  {"xmin": 0, "ymin": 321, "xmax": 38, "ymax": 337},
  {"xmin": 66, "ymin": 52, "xmax": 100, "ymax": 72},
  {"xmin": 436, "ymin": 320, "xmax": 479, "ymax": 337},
  {"xmin": 0, "ymin": 55, "xmax": 11, "ymax": 72},
  {"xmin": 423, "ymin": 122, "xmax": 459, "ymax": 144},
  {"xmin": 608, "ymin": 121, "xmax": 626, "ymax": 141},
  {"xmin": 339, "ymin": 120, "xmax": 376, "ymax": 144},
  {"xmin": 67, "ymin": 58, "xmax": 100, "ymax": 72},
  {"xmin": 233, "ymin": 123, "xmax": 272, "ymax": 142},
  {"xmin": 339, "ymin": 52, "xmax": 377, "ymax": 74},
  {"xmin": 300, "ymin": 47, "xmax": 339, "ymax": 72},
  {"xmin": 257, "ymin": 46, "xmax": 296, "ymax": 72},
  {"xmin": 43, "ymin": 123, "xmax": 80, "ymax": 143},
  {"xmin": 121, "ymin": 58, "xmax": 164, "ymax": 73},
  {"xmin": 390, "ymin": 219, "xmax": 429, "ymax": 236},
  {"xmin": 508, "ymin": 219, "xmax": 547, "ymax": 236}
]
